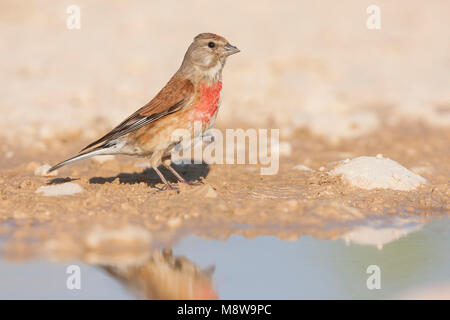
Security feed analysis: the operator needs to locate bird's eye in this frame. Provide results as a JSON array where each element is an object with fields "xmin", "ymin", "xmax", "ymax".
[{"xmin": 208, "ymin": 42, "xmax": 215, "ymax": 48}]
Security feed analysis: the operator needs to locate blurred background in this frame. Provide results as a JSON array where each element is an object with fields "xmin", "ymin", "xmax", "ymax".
[{"xmin": 1, "ymin": 0, "xmax": 449, "ymax": 143}]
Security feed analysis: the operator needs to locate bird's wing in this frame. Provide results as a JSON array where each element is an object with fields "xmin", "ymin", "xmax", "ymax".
[{"xmin": 80, "ymin": 75, "xmax": 194, "ymax": 152}]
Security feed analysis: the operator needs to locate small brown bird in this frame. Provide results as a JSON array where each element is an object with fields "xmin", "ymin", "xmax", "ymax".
[{"xmin": 49, "ymin": 33, "xmax": 239, "ymax": 189}]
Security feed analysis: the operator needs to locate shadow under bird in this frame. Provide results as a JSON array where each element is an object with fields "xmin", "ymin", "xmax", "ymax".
[{"xmin": 49, "ymin": 33, "xmax": 239, "ymax": 189}]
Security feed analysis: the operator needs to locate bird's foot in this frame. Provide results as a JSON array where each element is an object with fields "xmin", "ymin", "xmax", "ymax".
[
  {"xmin": 157, "ymin": 183, "xmax": 178, "ymax": 191},
  {"xmin": 182, "ymin": 180, "xmax": 203, "ymax": 186}
]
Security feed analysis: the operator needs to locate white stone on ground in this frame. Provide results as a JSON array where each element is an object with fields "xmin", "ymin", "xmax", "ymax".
[
  {"xmin": 292, "ymin": 164, "xmax": 313, "ymax": 172},
  {"xmin": 34, "ymin": 164, "xmax": 57, "ymax": 176},
  {"xmin": 331, "ymin": 156, "xmax": 426, "ymax": 191},
  {"xmin": 35, "ymin": 182, "xmax": 84, "ymax": 196}
]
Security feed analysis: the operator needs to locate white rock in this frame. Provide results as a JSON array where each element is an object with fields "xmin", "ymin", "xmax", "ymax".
[
  {"xmin": 35, "ymin": 182, "xmax": 84, "ymax": 196},
  {"xmin": 292, "ymin": 164, "xmax": 313, "ymax": 172},
  {"xmin": 34, "ymin": 164, "xmax": 57, "ymax": 176},
  {"xmin": 331, "ymin": 156, "xmax": 426, "ymax": 191}
]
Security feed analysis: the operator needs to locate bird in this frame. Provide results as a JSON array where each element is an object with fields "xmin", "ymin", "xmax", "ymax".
[{"xmin": 49, "ymin": 33, "xmax": 239, "ymax": 189}]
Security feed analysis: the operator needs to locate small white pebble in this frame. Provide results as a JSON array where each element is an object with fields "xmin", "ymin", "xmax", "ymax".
[
  {"xmin": 35, "ymin": 182, "xmax": 84, "ymax": 196},
  {"xmin": 319, "ymin": 166, "xmax": 325, "ymax": 172},
  {"xmin": 344, "ymin": 158, "xmax": 351, "ymax": 164},
  {"xmin": 34, "ymin": 164, "xmax": 57, "ymax": 177},
  {"xmin": 292, "ymin": 164, "xmax": 313, "ymax": 172},
  {"xmin": 376, "ymin": 154, "xmax": 383, "ymax": 159}
]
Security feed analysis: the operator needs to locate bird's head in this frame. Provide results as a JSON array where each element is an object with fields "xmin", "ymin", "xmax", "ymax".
[{"xmin": 180, "ymin": 33, "xmax": 240, "ymax": 81}]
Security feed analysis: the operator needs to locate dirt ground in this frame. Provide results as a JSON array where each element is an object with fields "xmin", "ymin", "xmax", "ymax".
[
  {"xmin": 0, "ymin": 1, "xmax": 449, "ymax": 265},
  {"xmin": 0, "ymin": 121, "xmax": 448, "ymax": 262}
]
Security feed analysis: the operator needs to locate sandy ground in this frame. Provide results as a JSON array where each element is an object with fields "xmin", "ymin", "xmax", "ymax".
[
  {"xmin": 0, "ymin": 1, "xmax": 449, "ymax": 269},
  {"xmin": 1, "ymin": 122, "xmax": 448, "ymax": 262}
]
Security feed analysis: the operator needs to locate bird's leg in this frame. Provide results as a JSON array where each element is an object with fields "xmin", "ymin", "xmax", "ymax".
[
  {"xmin": 162, "ymin": 159, "xmax": 202, "ymax": 185},
  {"xmin": 153, "ymin": 166, "xmax": 174, "ymax": 190},
  {"xmin": 163, "ymin": 162, "xmax": 187, "ymax": 184},
  {"xmin": 150, "ymin": 152, "xmax": 174, "ymax": 190},
  {"xmin": 164, "ymin": 163, "xmax": 203, "ymax": 186}
]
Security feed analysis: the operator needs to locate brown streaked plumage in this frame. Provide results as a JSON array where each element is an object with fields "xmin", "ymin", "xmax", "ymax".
[
  {"xmin": 80, "ymin": 75, "xmax": 195, "ymax": 152},
  {"xmin": 49, "ymin": 33, "xmax": 239, "ymax": 189}
]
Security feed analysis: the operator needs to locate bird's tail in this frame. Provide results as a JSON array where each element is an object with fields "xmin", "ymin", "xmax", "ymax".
[{"xmin": 49, "ymin": 143, "xmax": 115, "ymax": 172}]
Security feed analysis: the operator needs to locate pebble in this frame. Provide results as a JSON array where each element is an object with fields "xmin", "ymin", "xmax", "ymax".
[
  {"xmin": 34, "ymin": 164, "xmax": 57, "ymax": 177},
  {"xmin": 292, "ymin": 164, "xmax": 313, "ymax": 172},
  {"xmin": 35, "ymin": 182, "xmax": 84, "ymax": 196},
  {"xmin": 331, "ymin": 156, "xmax": 426, "ymax": 191}
]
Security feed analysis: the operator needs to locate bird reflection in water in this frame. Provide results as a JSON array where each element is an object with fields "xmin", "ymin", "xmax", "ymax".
[{"xmin": 103, "ymin": 248, "xmax": 217, "ymax": 300}]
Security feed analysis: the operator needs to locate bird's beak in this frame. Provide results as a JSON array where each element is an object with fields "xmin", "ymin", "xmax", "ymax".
[{"xmin": 223, "ymin": 43, "xmax": 240, "ymax": 56}]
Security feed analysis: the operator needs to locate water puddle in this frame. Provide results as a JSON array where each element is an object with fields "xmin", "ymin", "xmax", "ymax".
[{"xmin": 0, "ymin": 216, "xmax": 449, "ymax": 299}]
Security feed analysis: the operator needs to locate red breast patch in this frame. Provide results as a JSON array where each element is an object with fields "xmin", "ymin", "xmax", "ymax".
[{"xmin": 193, "ymin": 82, "xmax": 222, "ymax": 122}]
